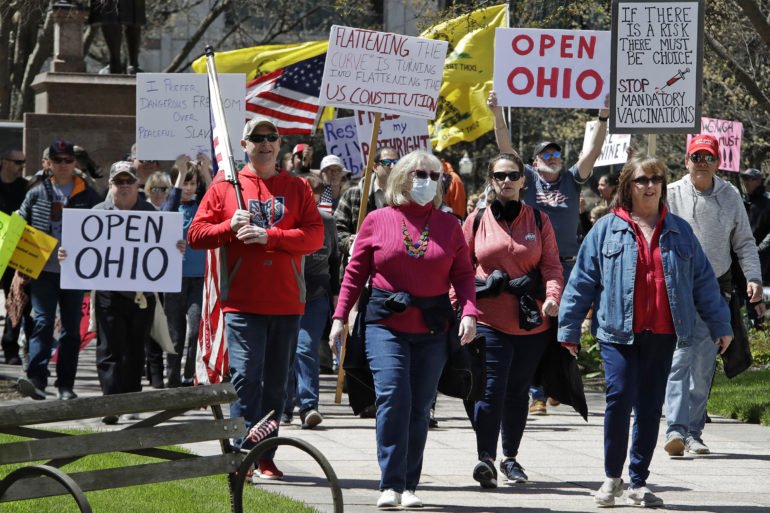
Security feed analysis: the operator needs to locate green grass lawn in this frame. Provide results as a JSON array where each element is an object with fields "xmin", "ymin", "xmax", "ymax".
[
  {"xmin": 0, "ymin": 432, "xmax": 320, "ymax": 513},
  {"xmin": 708, "ymin": 369, "xmax": 770, "ymax": 426}
]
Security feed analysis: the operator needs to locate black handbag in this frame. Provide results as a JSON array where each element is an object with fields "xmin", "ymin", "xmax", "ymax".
[{"xmin": 437, "ymin": 334, "xmax": 486, "ymax": 402}]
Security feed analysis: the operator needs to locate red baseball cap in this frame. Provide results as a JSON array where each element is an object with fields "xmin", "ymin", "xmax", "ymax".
[
  {"xmin": 293, "ymin": 144, "xmax": 309, "ymax": 155},
  {"xmin": 687, "ymin": 135, "xmax": 719, "ymax": 157}
]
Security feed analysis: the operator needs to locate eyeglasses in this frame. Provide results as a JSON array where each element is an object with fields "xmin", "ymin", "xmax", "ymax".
[
  {"xmin": 377, "ymin": 158, "xmax": 399, "ymax": 167},
  {"xmin": 493, "ymin": 171, "xmax": 522, "ymax": 182},
  {"xmin": 111, "ymin": 178, "xmax": 137, "ymax": 186},
  {"xmin": 246, "ymin": 133, "xmax": 279, "ymax": 143},
  {"xmin": 412, "ymin": 169, "xmax": 441, "ymax": 181},
  {"xmin": 631, "ymin": 175, "xmax": 665, "ymax": 186},
  {"xmin": 150, "ymin": 187, "xmax": 169, "ymax": 193},
  {"xmin": 689, "ymin": 153, "xmax": 717, "ymax": 164},
  {"xmin": 539, "ymin": 151, "xmax": 561, "ymax": 160},
  {"xmin": 51, "ymin": 157, "xmax": 75, "ymax": 164}
]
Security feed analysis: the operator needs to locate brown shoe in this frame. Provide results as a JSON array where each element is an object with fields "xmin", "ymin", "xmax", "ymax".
[
  {"xmin": 547, "ymin": 397, "xmax": 560, "ymax": 407},
  {"xmin": 529, "ymin": 400, "xmax": 547, "ymax": 415},
  {"xmin": 664, "ymin": 435, "xmax": 685, "ymax": 457}
]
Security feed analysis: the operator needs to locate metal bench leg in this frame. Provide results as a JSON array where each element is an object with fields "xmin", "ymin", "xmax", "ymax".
[{"xmin": 0, "ymin": 464, "xmax": 93, "ymax": 513}]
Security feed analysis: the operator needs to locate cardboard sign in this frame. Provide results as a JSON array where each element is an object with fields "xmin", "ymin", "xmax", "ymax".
[
  {"xmin": 323, "ymin": 117, "xmax": 365, "ymax": 179},
  {"xmin": 582, "ymin": 121, "xmax": 632, "ymax": 167},
  {"xmin": 8, "ymin": 223, "xmax": 59, "ymax": 279},
  {"xmin": 135, "ymin": 73, "xmax": 246, "ymax": 160},
  {"xmin": 319, "ymin": 26, "xmax": 448, "ymax": 119},
  {"xmin": 355, "ymin": 112, "xmax": 431, "ymax": 164},
  {"xmin": 494, "ymin": 28, "xmax": 611, "ymax": 109},
  {"xmin": 610, "ymin": 1, "xmax": 704, "ymax": 133},
  {"xmin": 686, "ymin": 117, "xmax": 743, "ymax": 172},
  {"xmin": 0, "ymin": 212, "xmax": 26, "ymax": 276},
  {"xmin": 60, "ymin": 210, "xmax": 184, "ymax": 293}
]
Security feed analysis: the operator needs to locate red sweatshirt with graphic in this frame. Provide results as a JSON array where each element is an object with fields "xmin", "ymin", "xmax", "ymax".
[{"xmin": 188, "ymin": 166, "xmax": 323, "ymax": 315}]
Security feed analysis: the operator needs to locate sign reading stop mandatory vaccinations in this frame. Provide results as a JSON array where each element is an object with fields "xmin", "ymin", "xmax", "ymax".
[
  {"xmin": 60, "ymin": 210, "xmax": 184, "ymax": 293},
  {"xmin": 323, "ymin": 118, "xmax": 365, "ymax": 179},
  {"xmin": 686, "ymin": 117, "xmax": 743, "ymax": 172},
  {"xmin": 319, "ymin": 26, "xmax": 448, "ymax": 119},
  {"xmin": 610, "ymin": 1, "xmax": 704, "ymax": 134},
  {"xmin": 136, "ymin": 73, "xmax": 246, "ymax": 160},
  {"xmin": 355, "ymin": 112, "xmax": 431, "ymax": 165},
  {"xmin": 493, "ymin": 28, "xmax": 610, "ymax": 109}
]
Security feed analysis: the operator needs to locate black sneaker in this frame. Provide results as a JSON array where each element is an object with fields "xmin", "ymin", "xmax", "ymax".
[
  {"xmin": 500, "ymin": 458, "xmax": 528, "ymax": 483},
  {"xmin": 300, "ymin": 409, "xmax": 323, "ymax": 429},
  {"xmin": 280, "ymin": 413, "xmax": 293, "ymax": 425},
  {"xmin": 17, "ymin": 378, "xmax": 46, "ymax": 400},
  {"xmin": 58, "ymin": 387, "xmax": 78, "ymax": 400},
  {"xmin": 473, "ymin": 459, "xmax": 498, "ymax": 488}
]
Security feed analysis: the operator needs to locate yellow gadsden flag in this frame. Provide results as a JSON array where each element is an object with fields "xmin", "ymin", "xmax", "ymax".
[
  {"xmin": 191, "ymin": 41, "xmax": 328, "ymax": 80},
  {"xmin": 421, "ymin": 4, "xmax": 508, "ymax": 150}
]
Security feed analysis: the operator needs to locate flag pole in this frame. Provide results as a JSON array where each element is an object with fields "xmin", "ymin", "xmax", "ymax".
[
  {"xmin": 335, "ymin": 111, "xmax": 382, "ymax": 404},
  {"xmin": 205, "ymin": 45, "xmax": 245, "ymax": 210}
]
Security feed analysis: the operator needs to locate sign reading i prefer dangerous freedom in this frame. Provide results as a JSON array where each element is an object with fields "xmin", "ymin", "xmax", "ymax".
[
  {"xmin": 60, "ymin": 210, "xmax": 183, "ymax": 293},
  {"xmin": 319, "ymin": 26, "xmax": 448, "ymax": 118},
  {"xmin": 610, "ymin": 0, "xmax": 704, "ymax": 134}
]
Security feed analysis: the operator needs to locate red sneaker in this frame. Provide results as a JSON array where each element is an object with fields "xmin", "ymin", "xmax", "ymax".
[{"xmin": 256, "ymin": 459, "xmax": 284, "ymax": 480}]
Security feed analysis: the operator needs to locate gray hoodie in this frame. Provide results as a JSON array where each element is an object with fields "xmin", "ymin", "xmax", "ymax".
[{"xmin": 667, "ymin": 174, "xmax": 761, "ymax": 282}]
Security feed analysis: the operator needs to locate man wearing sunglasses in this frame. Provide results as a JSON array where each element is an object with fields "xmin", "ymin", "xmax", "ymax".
[
  {"xmin": 189, "ymin": 117, "xmax": 323, "ymax": 481},
  {"xmin": 664, "ymin": 134, "xmax": 763, "ymax": 457},
  {"xmin": 16, "ymin": 140, "xmax": 100, "ymax": 401}
]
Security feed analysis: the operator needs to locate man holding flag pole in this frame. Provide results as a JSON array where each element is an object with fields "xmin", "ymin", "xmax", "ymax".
[{"xmin": 189, "ymin": 47, "xmax": 324, "ymax": 481}]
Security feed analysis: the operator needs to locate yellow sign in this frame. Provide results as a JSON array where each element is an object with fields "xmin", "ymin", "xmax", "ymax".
[
  {"xmin": 0, "ymin": 212, "xmax": 26, "ymax": 276},
  {"xmin": 8, "ymin": 223, "xmax": 59, "ymax": 279}
]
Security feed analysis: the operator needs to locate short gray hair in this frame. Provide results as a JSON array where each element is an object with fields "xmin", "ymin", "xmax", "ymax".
[{"xmin": 385, "ymin": 150, "xmax": 443, "ymax": 208}]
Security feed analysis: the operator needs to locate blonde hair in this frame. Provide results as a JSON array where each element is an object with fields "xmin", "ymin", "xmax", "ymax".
[
  {"xmin": 145, "ymin": 171, "xmax": 172, "ymax": 190},
  {"xmin": 384, "ymin": 150, "xmax": 443, "ymax": 208}
]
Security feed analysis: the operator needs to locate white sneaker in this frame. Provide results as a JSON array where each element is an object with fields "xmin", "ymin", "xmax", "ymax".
[
  {"xmin": 685, "ymin": 437, "xmax": 710, "ymax": 454},
  {"xmin": 376, "ymin": 489, "xmax": 401, "ymax": 508},
  {"xmin": 664, "ymin": 435, "xmax": 685, "ymax": 457},
  {"xmin": 401, "ymin": 489, "xmax": 423, "ymax": 508},
  {"xmin": 594, "ymin": 477, "xmax": 624, "ymax": 507},
  {"xmin": 626, "ymin": 486, "xmax": 664, "ymax": 507}
]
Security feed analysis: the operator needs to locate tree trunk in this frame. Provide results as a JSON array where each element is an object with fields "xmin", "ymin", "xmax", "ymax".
[
  {"xmin": 11, "ymin": 7, "xmax": 53, "ymax": 120},
  {"xmin": 0, "ymin": 4, "xmax": 12, "ymax": 118}
]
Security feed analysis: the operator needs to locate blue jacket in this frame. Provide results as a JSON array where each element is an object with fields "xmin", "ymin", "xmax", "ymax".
[{"xmin": 558, "ymin": 211, "xmax": 732, "ymax": 346}]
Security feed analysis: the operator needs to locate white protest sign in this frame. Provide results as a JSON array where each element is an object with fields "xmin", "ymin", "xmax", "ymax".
[
  {"xmin": 355, "ymin": 112, "xmax": 431, "ymax": 165},
  {"xmin": 319, "ymin": 26, "xmax": 448, "ymax": 119},
  {"xmin": 610, "ymin": 1, "xmax": 703, "ymax": 133},
  {"xmin": 686, "ymin": 117, "xmax": 743, "ymax": 172},
  {"xmin": 494, "ymin": 28, "xmax": 611, "ymax": 109},
  {"xmin": 582, "ymin": 121, "xmax": 631, "ymax": 167},
  {"xmin": 323, "ymin": 118, "xmax": 365, "ymax": 179},
  {"xmin": 61, "ymin": 210, "xmax": 184, "ymax": 293},
  {"xmin": 136, "ymin": 73, "xmax": 246, "ymax": 160}
]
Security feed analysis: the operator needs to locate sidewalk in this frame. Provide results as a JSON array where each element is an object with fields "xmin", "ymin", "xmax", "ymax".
[{"xmin": 2, "ymin": 343, "xmax": 770, "ymax": 513}]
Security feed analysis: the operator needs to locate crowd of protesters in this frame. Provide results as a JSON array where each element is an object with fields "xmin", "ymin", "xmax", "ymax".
[{"xmin": 2, "ymin": 102, "xmax": 769, "ymax": 508}]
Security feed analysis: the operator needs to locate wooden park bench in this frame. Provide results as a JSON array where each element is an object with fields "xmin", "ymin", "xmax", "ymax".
[{"xmin": 0, "ymin": 383, "xmax": 342, "ymax": 513}]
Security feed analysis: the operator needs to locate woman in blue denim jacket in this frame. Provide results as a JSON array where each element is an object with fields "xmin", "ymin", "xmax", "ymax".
[{"xmin": 558, "ymin": 156, "xmax": 732, "ymax": 508}]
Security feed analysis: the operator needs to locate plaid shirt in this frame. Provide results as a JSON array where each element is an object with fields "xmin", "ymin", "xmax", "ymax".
[{"xmin": 334, "ymin": 182, "xmax": 383, "ymax": 263}]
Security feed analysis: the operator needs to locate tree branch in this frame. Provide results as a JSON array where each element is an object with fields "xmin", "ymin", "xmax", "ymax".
[
  {"xmin": 733, "ymin": 0, "xmax": 770, "ymax": 49},
  {"xmin": 12, "ymin": 6, "xmax": 52, "ymax": 120},
  {"xmin": 163, "ymin": 0, "xmax": 231, "ymax": 73}
]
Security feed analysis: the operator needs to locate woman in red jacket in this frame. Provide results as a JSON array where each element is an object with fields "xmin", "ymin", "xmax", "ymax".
[{"xmin": 466, "ymin": 152, "xmax": 563, "ymax": 488}]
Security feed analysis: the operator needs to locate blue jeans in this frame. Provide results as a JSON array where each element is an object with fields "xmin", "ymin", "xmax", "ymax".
[
  {"xmin": 27, "ymin": 271, "xmax": 84, "ymax": 390},
  {"xmin": 165, "ymin": 277, "xmax": 203, "ymax": 384},
  {"xmin": 475, "ymin": 326, "xmax": 549, "ymax": 460},
  {"xmin": 365, "ymin": 324, "xmax": 448, "ymax": 492},
  {"xmin": 285, "ymin": 293, "xmax": 329, "ymax": 415},
  {"xmin": 665, "ymin": 314, "xmax": 719, "ymax": 440},
  {"xmin": 225, "ymin": 312, "xmax": 299, "ymax": 458},
  {"xmin": 602, "ymin": 333, "xmax": 676, "ymax": 487}
]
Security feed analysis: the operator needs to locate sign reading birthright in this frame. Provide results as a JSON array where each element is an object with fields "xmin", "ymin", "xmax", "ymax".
[{"xmin": 610, "ymin": 0, "xmax": 704, "ymax": 134}]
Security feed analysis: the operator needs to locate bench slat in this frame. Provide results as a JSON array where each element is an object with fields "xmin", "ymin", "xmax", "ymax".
[
  {"xmin": 0, "ymin": 454, "xmax": 242, "ymax": 502},
  {"xmin": 0, "ymin": 419, "xmax": 245, "ymax": 465},
  {"xmin": 0, "ymin": 384, "xmax": 237, "ymax": 428}
]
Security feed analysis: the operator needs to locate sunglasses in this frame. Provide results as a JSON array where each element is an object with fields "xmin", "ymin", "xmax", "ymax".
[
  {"xmin": 493, "ymin": 171, "xmax": 522, "ymax": 182},
  {"xmin": 51, "ymin": 157, "xmax": 75, "ymax": 164},
  {"xmin": 111, "ymin": 178, "xmax": 137, "ymax": 186},
  {"xmin": 689, "ymin": 153, "xmax": 717, "ymax": 164},
  {"xmin": 8, "ymin": 159, "xmax": 25, "ymax": 165},
  {"xmin": 539, "ymin": 150, "xmax": 561, "ymax": 160},
  {"xmin": 246, "ymin": 133, "xmax": 279, "ymax": 143},
  {"xmin": 378, "ymin": 158, "xmax": 399, "ymax": 167},
  {"xmin": 150, "ymin": 187, "xmax": 169, "ymax": 193},
  {"xmin": 631, "ymin": 175, "xmax": 665, "ymax": 186},
  {"xmin": 412, "ymin": 169, "xmax": 441, "ymax": 181}
]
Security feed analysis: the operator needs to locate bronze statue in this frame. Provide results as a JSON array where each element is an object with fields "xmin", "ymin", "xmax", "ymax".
[{"xmin": 89, "ymin": 0, "xmax": 146, "ymax": 74}]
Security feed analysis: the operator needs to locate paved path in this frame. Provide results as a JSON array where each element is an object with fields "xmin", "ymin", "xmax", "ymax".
[{"xmin": 2, "ymin": 344, "xmax": 769, "ymax": 513}]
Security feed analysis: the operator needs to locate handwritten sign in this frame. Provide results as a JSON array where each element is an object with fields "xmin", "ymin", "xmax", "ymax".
[
  {"xmin": 60, "ymin": 210, "xmax": 183, "ymax": 293},
  {"xmin": 494, "ymin": 28, "xmax": 610, "ymax": 109},
  {"xmin": 0, "ymin": 212, "xmax": 26, "ymax": 276},
  {"xmin": 323, "ymin": 118, "xmax": 365, "ymax": 179},
  {"xmin": 582, "ymin": 121, "xmax": 631, "ymax": 167},
  {"xmin": 355, "ymin": 112, "xmax": 431, "ymax": 164},
  {"xmin": 319, "ymin": 26, "xmax": 448, "ymax": 119},
  {"xmin": 610, "ymin": 1, "xmax": 704, "ymax": 133},
  {"xmin": 686, "ymin": 117, "xmax": 743, "ymax": 172},
  {"xmin": 135, "ymin": 73, "xmax": 246, "ymax": 160},
  {"xmin": 8, "ymin": 223, "xmax": 58, "ymax": 279}
]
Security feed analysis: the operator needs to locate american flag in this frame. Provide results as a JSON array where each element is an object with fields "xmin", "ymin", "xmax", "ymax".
[
  {"xmin": 245, "ymin": 53, "xmax": 326, "ymax": 135},
  {"xmin": 318, "ymin": 184, "xmax": 334, "ymax": 215},
  {"xmin": 195, "ymin": 246, "xmax": 228, "ymax": 385}
]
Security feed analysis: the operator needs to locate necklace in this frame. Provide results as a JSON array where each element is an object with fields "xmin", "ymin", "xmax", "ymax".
[{"xmin": 402, "ymin": 219, "xmax": 430, "ymax": 258}]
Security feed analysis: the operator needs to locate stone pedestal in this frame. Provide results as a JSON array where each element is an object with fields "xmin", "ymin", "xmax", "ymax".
[
  {"xmin": 31, "ymin": 73, "xmax": 136, "ymax": 116},
  {"xmin": 51, "ymin": 2, "xmax": 90, "ymax": 73}
]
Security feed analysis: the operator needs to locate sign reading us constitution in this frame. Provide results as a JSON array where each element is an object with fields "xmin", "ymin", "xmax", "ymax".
[
  {"xmin": 60, "ymin": 210, "xmax": 183, "ymax": 293},
  {"xmin": 610, "ymin": 0, "xmax": 704, "ymax": 133},
  {"xmin": 319, "ymin": 26, "xmax": 448, "ymax": 118},
  {"xmin": 135, "ymin": 73, "xmax": 246, "ymax": 160}
]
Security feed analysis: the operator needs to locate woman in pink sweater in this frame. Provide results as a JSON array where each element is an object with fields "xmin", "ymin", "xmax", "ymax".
[
  {"xmin": 465, "ymin": 152, "xmax": 563, "ymax": 488},
  {"xmin": 329, "ymin": 150, "xmax": 477, "ymax": 509}
]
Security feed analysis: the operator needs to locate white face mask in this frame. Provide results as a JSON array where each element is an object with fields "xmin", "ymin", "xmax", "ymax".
[{"xmin": 410, "ymin": 177, "xmax": 437, "ymax": 206}]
